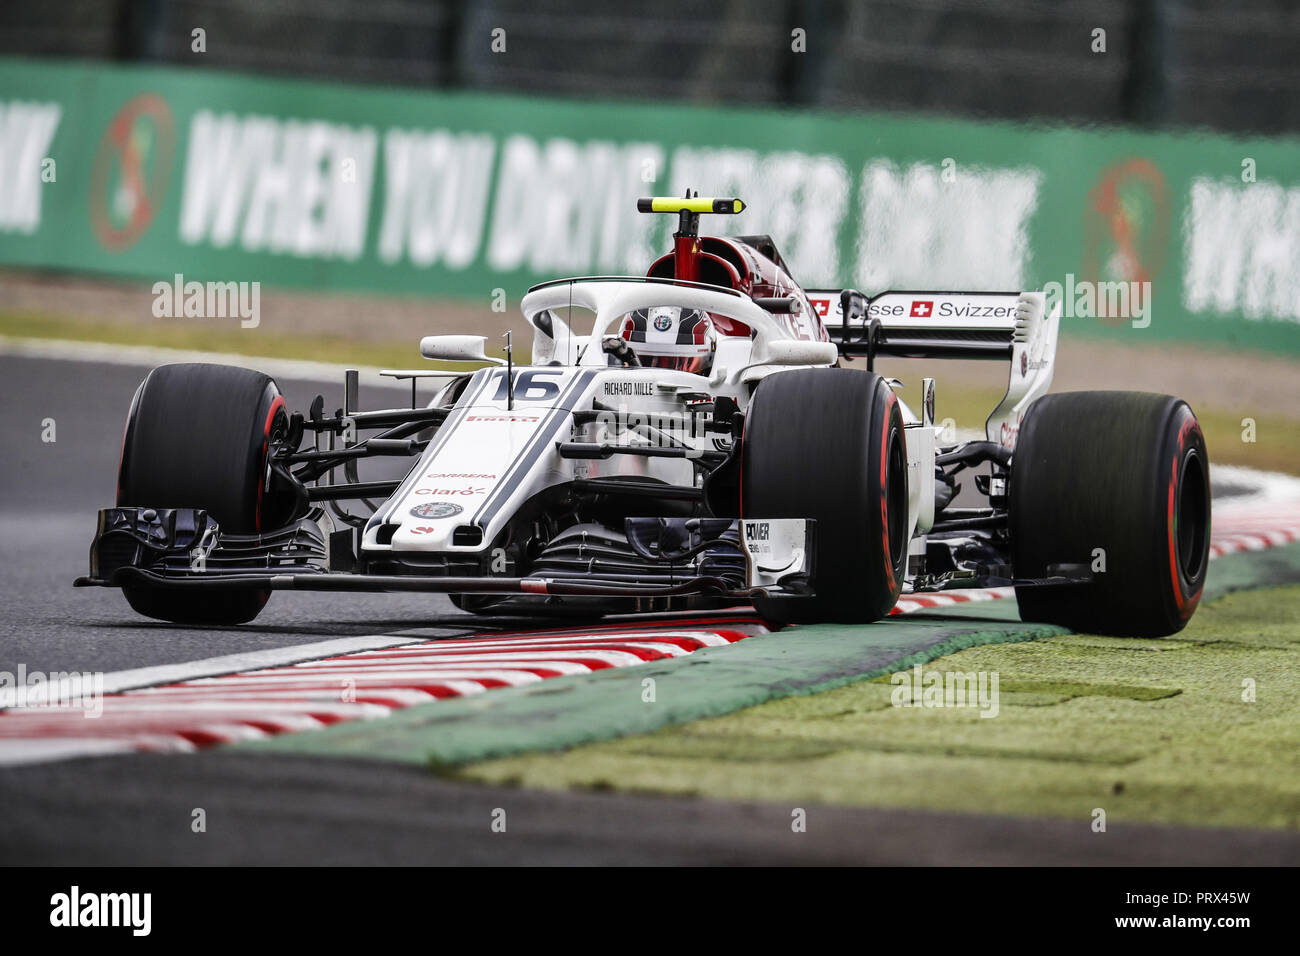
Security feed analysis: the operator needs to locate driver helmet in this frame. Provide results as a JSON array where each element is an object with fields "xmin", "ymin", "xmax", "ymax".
[{"xmin": 619, "ymin": 307, "xmax": 717, "ymax": 374}]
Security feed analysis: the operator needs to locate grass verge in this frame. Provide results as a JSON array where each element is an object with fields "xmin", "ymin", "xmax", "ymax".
[{"xmin": 455, "ymin": 585, "xmax": 1300, "ymax": 830}]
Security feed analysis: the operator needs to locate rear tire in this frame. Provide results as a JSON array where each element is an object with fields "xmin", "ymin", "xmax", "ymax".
[
  {"xmin": 117, "ymin": 363, "xmax": 290, "ymax": 625},
  {"xmin": 741, "ymin": 368, "xmax": 908, "ymax": 624},
  {"xmin": 1009, "ymin": 391, "xmax": 1210, "ymax": 637}
]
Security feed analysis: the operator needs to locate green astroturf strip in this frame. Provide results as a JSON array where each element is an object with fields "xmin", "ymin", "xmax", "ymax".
[
  {"xmin": 235, "ymin": 612, "xmax": 1068, "ymax": 765},
  {"xmin": 234, "ymin": 543, "xmax": 1300, "ymax": 771},
  {"xmin": 458, "ymin": 570, "xmax": 1300, "ymax": 831}
]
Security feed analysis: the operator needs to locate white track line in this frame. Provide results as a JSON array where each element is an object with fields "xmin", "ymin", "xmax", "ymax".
[
  {"xmin": 0, "ymin": 622, "xmax": 760, "ymax": 765},
  {"xmin": 0, "ymin": 335, "xmax": 427, "ymax": 388},
  {"xmin": 9, "ymin": 633, "xmax": 433, "ymax": 709}
]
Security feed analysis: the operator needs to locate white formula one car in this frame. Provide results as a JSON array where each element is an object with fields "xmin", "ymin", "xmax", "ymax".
[{"xmin": 78, "ymin": 195, "xmax": 1211, "ymax": 636}]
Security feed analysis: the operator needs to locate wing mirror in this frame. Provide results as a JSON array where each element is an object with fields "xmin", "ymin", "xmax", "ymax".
[
  {"xmin": 419, "ymin": 335, "xmax": 506, "ymax": 365},
  {"xmin": 758, "ymin": 340, "xmax": 839, "ymax": 366},
  {"xmin": 735, "ymin": 339, "xmax": 839, "ymax": 383}
]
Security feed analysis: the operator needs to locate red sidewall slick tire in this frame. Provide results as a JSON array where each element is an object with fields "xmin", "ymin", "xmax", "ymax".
[
  {"xmin": 1010, "ymin": 390, "xmax": 1211, "ymax": 637},
  {"xmin": 741, "ymin": 368, "xmax": 907, "ymax": 624},
  {"xmin": 117, "ymin": 363, "xmax": 289, "ymax": 626}
]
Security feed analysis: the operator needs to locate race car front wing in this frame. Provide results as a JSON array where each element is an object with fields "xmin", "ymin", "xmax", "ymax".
[{"xmin": 74, "ymin": 507, "xmax": 817, "ymax": 600}]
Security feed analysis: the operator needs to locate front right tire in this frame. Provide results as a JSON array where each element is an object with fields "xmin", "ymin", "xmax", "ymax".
[
  {"xmin": 116, "ymin": 363, "xmax": 291, "ymax": 625},
  {"xmin": 740, "ymin": 368, "xmax": 908, "ymax": 624}
]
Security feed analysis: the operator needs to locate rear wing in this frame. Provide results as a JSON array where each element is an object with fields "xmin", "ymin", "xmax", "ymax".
[
  {"xmin": 805, "ymin": 288, "xmax": 1061, "ymax": 450},
  {"xmin": 808, "ymin": 290, "xmax": 1034, "ymax": 360}
]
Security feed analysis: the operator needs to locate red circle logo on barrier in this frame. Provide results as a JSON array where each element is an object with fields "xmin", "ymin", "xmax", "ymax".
[
  {"xmin": 1081, "ymin": 158, "xmax": 1171, "ymax": 327},
  {"xmin": 88, "ymin": 93, "xmax": 177, "ymax": 252}
]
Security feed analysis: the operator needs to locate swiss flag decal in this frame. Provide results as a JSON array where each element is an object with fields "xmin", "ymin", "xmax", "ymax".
[
  {"xmin": 811, "ymin": 297, "xmax": 830, "ymax": 318},
  {"xmin": 910, "ymin": 300, "xmax": 934, "ymax": 318}
]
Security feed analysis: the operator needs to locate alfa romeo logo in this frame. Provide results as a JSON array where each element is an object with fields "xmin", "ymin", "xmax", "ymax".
[
  {"xmin": 410, "ymin": 502, "xmax": 463, "ymax": 520},
  {"xmin": 89, "ymin": 93, "xmax": 176, "ymax": 252},
  {"xmin": 1081, "ymin": 158, "xmax": 1170, "ymax": 327},
  {"xmin": 653, "ymin": 313, "xmax": 673, "ymax": 332}
]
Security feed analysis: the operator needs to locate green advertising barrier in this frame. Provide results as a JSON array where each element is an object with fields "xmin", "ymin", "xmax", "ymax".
[{"xmin": 1, "ymin": 56, "xmax": 1297, "ymax": 354}]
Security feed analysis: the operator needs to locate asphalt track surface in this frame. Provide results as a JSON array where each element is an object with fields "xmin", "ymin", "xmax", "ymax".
[
  {"xmin": 3, "ymin": 352, "xmax": 1295, "ymax": 865},
  {"xmin": 0, "ymin": 354, "xmax": 483, "ymax": 678}
]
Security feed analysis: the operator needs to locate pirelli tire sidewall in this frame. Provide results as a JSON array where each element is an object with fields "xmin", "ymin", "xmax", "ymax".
[
  {"xmin": 741, "ymin": 367, "xmax": 907, "ymax": 624},
  {"xmin": 1009, "ymin": 390, "xmax": 1211, "ymax": 637},
  {"xmin": 116, "ymin": 363, "xmax": 289, "ymax": 626}
]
